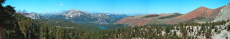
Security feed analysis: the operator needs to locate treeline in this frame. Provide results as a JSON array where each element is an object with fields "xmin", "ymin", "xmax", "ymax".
[
  {"xmin": 142, "ymin": 15, "xmax": 159, "ymax": 18},
  {"xmin": 158, "ymin": 13, "xmax": 182, "ymax": 19}
]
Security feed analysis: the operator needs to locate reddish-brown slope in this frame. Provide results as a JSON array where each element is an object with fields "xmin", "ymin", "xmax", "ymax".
[
  {"xmin": 116, "ymin": 6, "xmax": 225, "ymax": 26},
  {"xmin": 168, "ymin": 6, "xmax": 225, "ymax": 24},
  {"xmin": 115, "ymin": 17, "xmax": 139, "ymax": 25},
  {"xmin": 133, "ymin": 14, "xmax": 171, "ymax": 26},
  {"xmin": 209, "ymin": 6, "xmax": 226, "ymax": 19},
  {"xmin": 116, "ymin": 14, "xmax": 170, "ymax": 26},
  {"xmin": 133, "ymin": 18, "xmax": 152, "ymax": 26}
]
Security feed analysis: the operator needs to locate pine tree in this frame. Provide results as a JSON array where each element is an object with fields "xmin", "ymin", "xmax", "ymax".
[
  {"xmin": 18, "ymin": 19, "xmax": 32, "ymax": 39},
  {"xmin": 226, "ymin": 36, "xmax": 228, "ymax": 39},
  {"xmin": 228, "ymin": 25, "xmax": 230, "ymax": 31},
  {"xmin": 0, "ymin": 0, "xmax": 17, "ymax": 39}
]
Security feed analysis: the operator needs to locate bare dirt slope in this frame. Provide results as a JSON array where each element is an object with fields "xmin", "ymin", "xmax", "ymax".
[
  {"xmin": 115, "ymin": 14, "xmax": 171, "ymax": 26},
  {"xmin": 168, "ymin": 6, "xmax": 225, "ymax": 24},
  {"xmin": 116, "ymin": 3, "xmax": 227, "ymax": 26}
]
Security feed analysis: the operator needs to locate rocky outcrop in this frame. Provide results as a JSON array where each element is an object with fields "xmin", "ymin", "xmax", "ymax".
[
  {"xmin": 214, "ymin": 4, "xmax": 230, "ymax": 22},
  {"xmin": 20, "ymin": 13, "xmax": 45, "ymax": 19}
]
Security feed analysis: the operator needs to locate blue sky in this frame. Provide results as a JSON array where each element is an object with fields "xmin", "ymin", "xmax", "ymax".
[{"xmin": 3, "ymin": 0, "xmax": 230, "ymax": 14}]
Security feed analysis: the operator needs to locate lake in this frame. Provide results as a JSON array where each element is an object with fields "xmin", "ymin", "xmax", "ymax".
[{"xmin": 97, "ymin": 26, "xmax": 107, "ymax": 29}]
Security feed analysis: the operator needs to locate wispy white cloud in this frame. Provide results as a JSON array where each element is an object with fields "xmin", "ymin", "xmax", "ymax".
[{"xmin": 60, "ymin": 4, "xmax": 64, "ymax": 6}]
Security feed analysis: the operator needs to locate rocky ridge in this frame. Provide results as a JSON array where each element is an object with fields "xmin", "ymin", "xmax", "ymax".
[
  {"xmin": 45, "ymin": 9, "xmax": 127, "ymax": 24},
  {"xmin": 20, "ymin": 13, "xmax": 45, "ymax": 19},
  {"xmin": 214, "ymin": 3, "xmax": 230, "ymax": 22}
]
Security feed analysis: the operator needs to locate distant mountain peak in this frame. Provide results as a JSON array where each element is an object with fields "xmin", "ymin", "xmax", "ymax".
[
  {"xmin": 20, "ymin": 13, "xmax": 44, "ymax": 19},
  {"xmin": 65, "ymin": 9, "xmax": 88, "ymax": 14},
  {"xmin": 69, "ymin": 9, "xmax": 81, "ymax": 12},
  {"xmin": 197, "ymin": 6, "xmax": 210, "ymax": 9},
  {"xmin": 61, "ymin": 9, "xmax": 90, "ymax": 19},
  {"xmin": 16, "ymin": 9, "xmax": 28, "ymax": 13}
]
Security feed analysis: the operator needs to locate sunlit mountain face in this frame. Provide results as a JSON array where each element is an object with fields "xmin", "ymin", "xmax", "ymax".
[{"xmin": 1, "ymin": 0, "xmax": 230, "ymax": 39}]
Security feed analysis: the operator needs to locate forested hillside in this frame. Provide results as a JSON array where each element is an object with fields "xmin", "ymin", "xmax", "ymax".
[
  {"xmin": 5, "ymin": 15, "xmax": 230, "ymax": 39},
  {"xmin": 1, "ymin": 0, "xmax": 230, "ymax": 39}
]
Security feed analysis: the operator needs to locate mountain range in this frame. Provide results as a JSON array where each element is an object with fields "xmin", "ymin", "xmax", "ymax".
[
  {"xmin": 21, "ymin": 9, "xmax": 128, "ymax": 24},
  {"xmin": 19, "ymin": 13, "xmax": 46, "ymax": 19},
  {"xmin": 116, "ymin": 4, "xmax": 229, "ymax": 26},
  {"xmin": 17, "ymin": 3, "xmax": 230, "ymax": 27}
]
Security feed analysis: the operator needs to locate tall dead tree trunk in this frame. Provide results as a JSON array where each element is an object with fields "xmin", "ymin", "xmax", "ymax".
[{"xmin": 0, "ymin": 26, "xmax": 6, "ymax": 39}]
